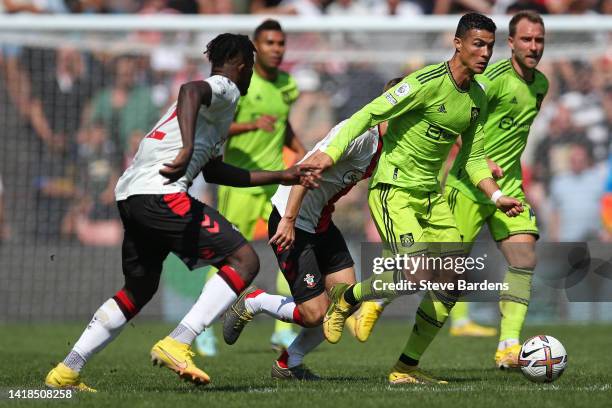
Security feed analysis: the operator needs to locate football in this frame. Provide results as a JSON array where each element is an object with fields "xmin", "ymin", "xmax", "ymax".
[{"xmin": 519, "ymin": 335, "xmax": 568, "ymax": 383}]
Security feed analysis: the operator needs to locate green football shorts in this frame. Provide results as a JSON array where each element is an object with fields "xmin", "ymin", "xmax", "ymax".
[
  {"xmin": 217, "ymin": 185, "xmax": 273, "ymax": 241},
  {"xmin": 368, "ymin": 183, "xmax": 464, "ymax": 256},
  {"xmin": 445, "ymin": 186, "xmax": 539, "ymax": 244}
]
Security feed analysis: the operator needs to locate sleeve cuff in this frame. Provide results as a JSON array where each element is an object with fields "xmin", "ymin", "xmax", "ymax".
[
  {"xmin": 467, "ymin": 168, "xmax": 492, "ymax": 187},
  {"xmin": 322, "ymin": 145, "xmax": 343, "ymax": 164}
]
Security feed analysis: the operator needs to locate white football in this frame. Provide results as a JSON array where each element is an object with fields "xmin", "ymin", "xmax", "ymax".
[{"xmin": 519, "ymin": 335, "xmax": 568, "ymax": 383}]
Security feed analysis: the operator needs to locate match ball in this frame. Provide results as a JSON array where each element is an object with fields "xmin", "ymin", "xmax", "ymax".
[{"xmin": 519, "ymin": 335, "xmax": 568, "ymax": 383}]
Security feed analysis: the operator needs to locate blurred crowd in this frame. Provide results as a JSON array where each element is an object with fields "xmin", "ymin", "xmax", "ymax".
[
  {"xmin": 1, "ymin": 0, "xmax": 611, "ymax": 15},
  {"xmin": 0, "ymin": 4, "xmax": 611, "ymax": 248}
]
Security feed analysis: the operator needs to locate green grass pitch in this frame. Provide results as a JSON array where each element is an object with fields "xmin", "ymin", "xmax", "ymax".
[{"xmin": 1, "ymin": 321, "xmax": 610, "ymax": 407}]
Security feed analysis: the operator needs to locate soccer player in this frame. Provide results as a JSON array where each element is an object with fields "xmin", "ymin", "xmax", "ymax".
[
  {"xmin": 321, "ymin": 13, "xmax": 523, "ymax": 384},
  {"xmin": 222, "ymin": 78, "xmax": 401, "ymax": 380},
  {"xmin": 44, "ymin": 33, "xmax": 319, "ymax": 392},
  {"xmin": 208, "ymin": 19, "xmax": 306, "ymax": 353},
  {"xmin": 445, "ymin": 10, "xmax": 548, "ymax": 368}
]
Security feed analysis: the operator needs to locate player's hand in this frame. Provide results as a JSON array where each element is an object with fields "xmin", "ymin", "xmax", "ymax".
[
  {"xmin": 159, "ymin": 147, "xmax": 193, "ymax": 185},
  {"xmin": 269, "ymin": 216, "xmax": 295, "ymax": 251},
  {"xmin": 280, "ymin": 164, "xmax": 322, "ymax": 188},
  {"xmin": 487, "ymin": 159, "xmax": 504, "ymax": 179},
  {"xmin": 254, "ymin": 115, "xmax": 277, "ymax": 132},
  {"xmin": 496, "ymin": 196, "xmax": 523, "ymax": 217}
]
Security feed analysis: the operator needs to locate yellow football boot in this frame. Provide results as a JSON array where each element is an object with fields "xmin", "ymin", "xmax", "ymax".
[
  {"xmin": 323, "ymin": 283, "xmax": 354, "ymax": 344},
  {"xmin": 388, "ymin": 361, "xmax": 448, "ymax": 385},
  {"xmin": 150, "ymin": 336, "xmax": 210, "ymax": 385},
  {"xmin": 45, "ymin": 363, "xmax": 97, "ymax": 392},
  {"xmin": 495, "ymin": 344, "xmax": 521, "ymax": 369},
  {"xmin": 449, "ymin": 321, "xmax": 497, "ymax": 337},
  {"xmin": 351, "ymin": 301, "xmax": 384, "ymax": 342}
]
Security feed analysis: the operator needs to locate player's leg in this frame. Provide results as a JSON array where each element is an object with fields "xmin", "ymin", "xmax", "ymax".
[
  {"xmin": 151, "ymin": 194, "xmax": 258, "ymax": 384},
  {"xmin": 390, "ymin": 191, "xmax": 466, "ymax": 385},
  {"xmin": 324, "ymin": 184, "xmax": 427, "ymax": 344},
  {"xmin": 275, "ymin": 224, "xmax": 357, "ymax": 378},
  {"xmin": 445, "ymin": 187, "xmax": 497, "ymax": 337},
  {"xmin": 271, "ymin": 270, "xmax": 298, "ymax": 350},
  {"xmin": 490, "ymin": 204, "xmax": 538, "ymax": 368},
  {"xmin": 191, "ymin": 186, "xmax": 261, "ymax": 356},
  {"xmin": 223, "ymin": 208, "xmax": 330, "ymax": 344},
  {"xmin": 46, "ymin": 197, "xmax": 169, "ymax": 391}
]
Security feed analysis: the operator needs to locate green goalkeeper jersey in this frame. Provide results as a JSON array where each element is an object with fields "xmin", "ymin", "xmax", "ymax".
[
  {"xmin": 325, "ymin": 62, "xmax": 491, "ymax": 193},
  {"xmin": 446, "ymin": 58, "xmax": 549, "ymax": 204},
  {"xmin": 224, "ymin": 69, "xmax": 299, "ymax": 195}
]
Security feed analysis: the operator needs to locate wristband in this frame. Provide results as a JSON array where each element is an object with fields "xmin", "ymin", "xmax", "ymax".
[{"xmin": 490, "ymin": 190, "xmax": 503, "ymax": 204}]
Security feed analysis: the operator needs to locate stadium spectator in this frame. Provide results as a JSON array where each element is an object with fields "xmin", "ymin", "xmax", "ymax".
[
  {"xmin": 504, "ymin": 0, "xmax": 550, "ymax": 13},
  {"xmin": 83, "ymin": 56, "xmax": 159, "ymax": 158},
  {"xmin": 62, "ymin": 123, "xmax": 122, "ymax": 246},
  {"xmin": 325, "ymin": 0, "xmax": 369, "ymax": 15},
  {"xmin": 371, "ymin": 0, "xmax": 424, "ymax": 15},
  {"xmin": 433, "ymin": 0, "xmax": 493, "ymax": 14},
  {"xmin": 548, "ymin": 141, "xmax": 606, "ymax": 241},
  {"xmin": 547, "ymin": 0, "xmax": 599, "ymax": 14},
  {"xmin": 29, "ymin": 47, "xmax": 92, "ymax": 155},
  {"xmin": 251, "ymin": 0, "xmax": 323, "ymax": 14},
  {"xmin": 165, "ymin": 0, "xmax": 234, "ymax": 14},
  {"xmin": 599, "ymin": 0, "xmax": 612, "ymax": 13},
  {"xmin": 532, "ymin": 103, "xmax": 579, "ymax": 188}
]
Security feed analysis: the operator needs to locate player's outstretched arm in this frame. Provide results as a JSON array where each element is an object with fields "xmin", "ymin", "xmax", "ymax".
[
  {"xmin": 202, "ymin": 157, "xmax": 321, "ymax": 188},
  {"xmin": 159, "ymin": 80, "xmax": 212, "ymax": 184},
  {"xmin": 269, "ymin": 150, "xmax": 334, "ymax": 250}
]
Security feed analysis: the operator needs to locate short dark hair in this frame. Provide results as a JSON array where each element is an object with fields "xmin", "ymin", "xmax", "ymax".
[
  {"xmin": 254, "ymin": 19, "xmax": 284, "ymax": 40},
  {"xmin": 384, "ymin": 77, "xmax": 404, "ymax": 92},
  {"xmin": 204, "ymin": 33, "xmax": 256, "ymax": 67},
  {"xmin": 509, "ymin": 10, "xmax": 544, "ymax": 37},
  {"xmin": 455, "ymin": 12, "xmax": 497, "ymax": 39}
]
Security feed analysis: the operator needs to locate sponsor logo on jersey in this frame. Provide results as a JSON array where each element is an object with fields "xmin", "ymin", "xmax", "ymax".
[
  {"xmin": 510, "ymin": 96, "xmax": 518, "ymax": 104},
  {"xmin": 385, "ymin": 92, "xmax": 398, "ymax": 105},
  {"xmin": 394, "ymin": 83, "xmax": 410, "ymax": 97},
  {"xmin": 438, "ymin": 104, "xmax": 447, "ymax": 113},
  {"xmin": 498, "ymin": 116, "xmax": 531, "ymax": 131},
  {"xmin": 400, "ymin": 233, "xmax": 414, "ymax": 247},
  {"xmin": 304, "ymin": 273, "xmax": 317, "ymax": 288},
  {"xmin": 425, "ymin": 124, "xmax": 454, "ymax": 141}
]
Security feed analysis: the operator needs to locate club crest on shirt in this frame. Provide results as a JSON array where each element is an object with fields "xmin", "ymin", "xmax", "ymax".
[
  {"xmin": 304, "ymin": 273, "xmax": 317, "ymax": 288},
  {"xmin": 470, "ymin": 107, "xmax": 480, "ymax": 123},
  {"xmin": 400, "ymin": 233, "xmax": 414, "ymax": 247},
  {"xmin": 342, "ymin": 169, "xmax": 363, "ymax": 185}
]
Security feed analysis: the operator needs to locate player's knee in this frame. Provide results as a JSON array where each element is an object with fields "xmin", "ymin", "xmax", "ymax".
[
  {"xmin": 299, "ymin": 310, "xmax": 324, "ymax": 327},
  {"xmin": 509, "ymin": 250, "xmax": 536, "ymax": 270},
  {"xmin": 297, "ymin": 300, "xmax": 327, "ymax": 327}
]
